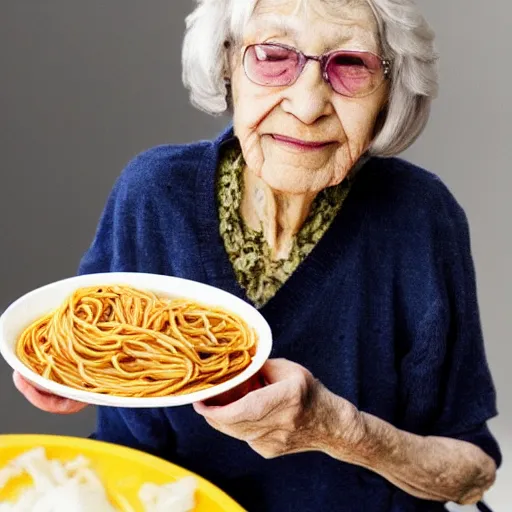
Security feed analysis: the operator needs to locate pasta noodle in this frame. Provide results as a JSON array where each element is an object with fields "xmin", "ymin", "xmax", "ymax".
[{"xmin": 15, "ymin": 285, "xmax": 257, "ymax": 397}]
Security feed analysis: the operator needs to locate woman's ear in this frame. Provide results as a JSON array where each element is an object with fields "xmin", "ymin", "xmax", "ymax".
[
  {"xmin": 224, "ymin": 78, "xmax": 233, "ymax": 112},
  {"xmin": 372, "ymin": 104, "xmax": 388, "ymax": 139},
  {"xmin": 223, "ymin": 40, "xmax": 234, "ymax": 82},
  {"xmin": 224, "ymin": 39, "xmax": 242, "ymax": 73},
  {"xmin": 223, "ymin": 40, "xmax": 235, "ymax": 111},
  {"xmin": 372, "ymin": 86, "xmax": 391, "ymax": 138}
]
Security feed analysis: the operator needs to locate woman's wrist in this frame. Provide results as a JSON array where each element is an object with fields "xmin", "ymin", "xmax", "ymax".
[
  {"xmin": 312, "ymin": 388, "xmax": 372, "ymax": 466},
  {"xmin": 315, "ymin": 394, "xmax": 496, "ymax": 504},
  {"xmin": 318, "ymin": 397, "xmax": 426, "ymax": 477},
  {"xmin": 314, "ymin": 390, "xmax": 421, "ymax": 473}
]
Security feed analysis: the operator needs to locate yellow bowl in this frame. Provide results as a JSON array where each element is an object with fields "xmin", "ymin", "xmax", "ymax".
[{"xmin": 0, "ymin": 434, "xmax": 246, "ymax": 512}]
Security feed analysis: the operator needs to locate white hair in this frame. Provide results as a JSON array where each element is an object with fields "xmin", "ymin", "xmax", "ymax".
[{"xmin": 182, "ymin": 0, "xmax": 439, "ymax": 157}]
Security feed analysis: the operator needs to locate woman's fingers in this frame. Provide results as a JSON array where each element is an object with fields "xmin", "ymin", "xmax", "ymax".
[
  {"xmin": 12, "ymin": 372, "xmax": 88, "ymax": 415},
  {"xmin": 204, "ymin": 373, "xmax": 265, "ymax": 407}
]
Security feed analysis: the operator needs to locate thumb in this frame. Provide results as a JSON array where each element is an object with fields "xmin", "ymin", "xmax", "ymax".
[{"xmin": 260, "ymin": 358, "xmax": 306, "ymax": 385}]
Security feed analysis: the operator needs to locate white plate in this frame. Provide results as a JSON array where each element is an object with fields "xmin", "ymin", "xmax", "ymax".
[{"xmin": 0, "ymin": 272, "xmax": 272, "ymax": 408}]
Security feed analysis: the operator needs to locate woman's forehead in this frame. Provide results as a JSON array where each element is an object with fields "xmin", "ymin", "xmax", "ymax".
[
  {"xmin": 247, "ymin": 0, "xmax": 379, "ymax": 51},
  {"xmin": 253, "ymin": 0, "xmax": 376, "ymax": 23}
]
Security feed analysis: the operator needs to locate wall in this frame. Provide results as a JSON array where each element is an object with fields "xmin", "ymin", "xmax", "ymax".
[
  {"xmin": 402, "ymin": 2, "xmax": 511, "ymax": 508},
  {"xmin": 0, "ymin": 1, "xmax": 509, "ymax": 508}
]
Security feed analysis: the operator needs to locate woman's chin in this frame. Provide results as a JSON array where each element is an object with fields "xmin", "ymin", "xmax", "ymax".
[{"xmin": 259, "ymin": 165, "xmax": 334, "ymax": 196}]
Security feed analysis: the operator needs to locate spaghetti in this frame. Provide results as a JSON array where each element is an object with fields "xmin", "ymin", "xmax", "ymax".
[{"xmin": 16, "ymin": 285, "xmax": 257, "ymax": 397}]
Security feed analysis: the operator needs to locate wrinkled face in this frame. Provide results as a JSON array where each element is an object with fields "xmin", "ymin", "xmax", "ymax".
[{"xmin": 230, "ymin": 0, "xmax": 389, "ymax": 195}]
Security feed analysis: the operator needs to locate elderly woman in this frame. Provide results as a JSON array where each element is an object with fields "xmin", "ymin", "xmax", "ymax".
[{"xmin": 14, "ymin": 0, "xmax": 501, "ymax": 510}]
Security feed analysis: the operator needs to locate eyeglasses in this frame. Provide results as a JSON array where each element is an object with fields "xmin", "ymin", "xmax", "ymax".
[{"xmin": 242, "ymin": 43, "xmax": 391, "ymax": 98}]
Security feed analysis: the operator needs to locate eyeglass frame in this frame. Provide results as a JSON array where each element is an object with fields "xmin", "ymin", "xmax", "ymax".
[{"xmin": 241, "ymin": 42, "xmax": 392, "ymax": 98}]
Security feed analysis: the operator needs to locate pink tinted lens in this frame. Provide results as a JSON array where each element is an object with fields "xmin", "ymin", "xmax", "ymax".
[
  {"xmin": 326, "ymin": 51, "xmax": 382, "ymax": 97},
  {"xmin": 244, "ymin": 44, "xmax": 301, "ymax": 86}
]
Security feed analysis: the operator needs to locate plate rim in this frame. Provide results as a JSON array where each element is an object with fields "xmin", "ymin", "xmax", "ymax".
[{"xmin": 0, "ymin": 272, "xmax": 273, "ymax": 408}]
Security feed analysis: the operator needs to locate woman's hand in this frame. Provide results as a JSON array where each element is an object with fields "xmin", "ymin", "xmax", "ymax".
[
  {"xmin": 13, "ymin": 372, "xmax": 88, "ymax": 414},
  {"xmin": 194, "ymin": 359, "xmax": 496, "ymax": 504},
  {"xmin": 193, "ymin": 358, "xmax": 364, "ymax": 459}
]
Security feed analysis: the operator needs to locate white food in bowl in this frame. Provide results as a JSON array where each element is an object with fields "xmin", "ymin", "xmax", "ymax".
[{"xmin": 0, "ymin": 447, "xmax": 197, "ymax": 512}]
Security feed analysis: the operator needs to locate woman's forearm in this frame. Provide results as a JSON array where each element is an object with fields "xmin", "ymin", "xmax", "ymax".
[
  {"xmin": 320, "ymin": 395, "xmax": 497, "ymax": 504},
  {"xmin": 357, "ymin": 412, "xmax": 496, "ymax": 504}
]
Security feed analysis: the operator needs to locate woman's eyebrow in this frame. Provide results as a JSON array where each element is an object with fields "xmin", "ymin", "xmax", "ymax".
[
  {"xmin": 248, "ymin": 15, "xmax": 302, "ymax": 39},
  {"xmin": 249, "ymin": 14, "xmax": 378, "ymax": 51}
]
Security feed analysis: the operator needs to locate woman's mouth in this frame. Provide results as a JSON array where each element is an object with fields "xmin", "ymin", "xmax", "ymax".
[{"xmin": 270, "ymin": 134, "xmax": 334, "ymax": 151}]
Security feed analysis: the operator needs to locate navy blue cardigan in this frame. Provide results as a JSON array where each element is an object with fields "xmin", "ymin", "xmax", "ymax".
[{"xmin": 79, "ymin": 126, "xmax": 501, "ymax": 511}]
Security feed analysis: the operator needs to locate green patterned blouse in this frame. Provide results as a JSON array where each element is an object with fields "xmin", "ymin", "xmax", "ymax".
[{"xmin": 216, "ymin": 141, "xmax": 352, "ymax": 308}]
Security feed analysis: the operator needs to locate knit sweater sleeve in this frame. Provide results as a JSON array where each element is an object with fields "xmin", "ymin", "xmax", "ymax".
[{"xmin": 397, "ymin": 197, "xmax": 501, "ymax": 469}]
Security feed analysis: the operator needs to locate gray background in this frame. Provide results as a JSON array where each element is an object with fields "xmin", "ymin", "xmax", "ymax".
[{"xmin": 0, "ymin": 0, "xmax": 510, "ymax": 509}]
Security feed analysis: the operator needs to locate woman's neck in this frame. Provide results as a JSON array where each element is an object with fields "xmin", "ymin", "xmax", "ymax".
[{"xmin": 240, "ymin": 166, "xmax": 317, "ymax": 260}]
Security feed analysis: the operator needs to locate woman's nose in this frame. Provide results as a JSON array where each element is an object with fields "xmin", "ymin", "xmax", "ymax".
[{"xmin": 280, "ymin": 60, "xmax": 334, "ymax": 125}]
